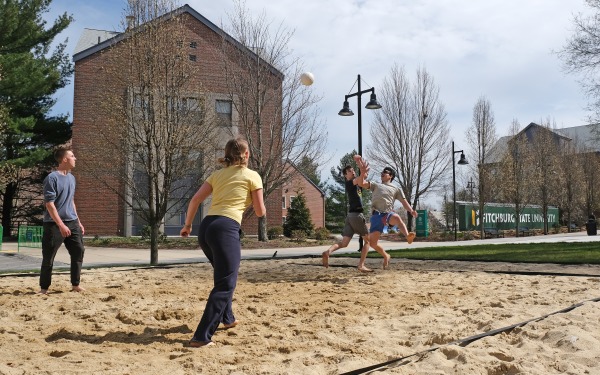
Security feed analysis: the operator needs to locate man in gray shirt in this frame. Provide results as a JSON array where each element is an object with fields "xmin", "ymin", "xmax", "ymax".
[
  {"xmin": 355, "ymin": 155, "xmax": 417, "ymax": 269},
  {"xmin": 38, "ymin": 147, "xmax": 86, "ymax": 294}
]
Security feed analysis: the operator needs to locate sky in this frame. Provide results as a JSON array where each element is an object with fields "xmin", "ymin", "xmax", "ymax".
[{"xmin": 45, "ymin": 0, "xmax": 594, "ymax": 208}]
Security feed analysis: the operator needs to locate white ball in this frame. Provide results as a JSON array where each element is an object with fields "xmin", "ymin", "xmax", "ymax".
[{"xmin": 300, "ymin": 72, "xmax": 314, "ymax": 86}]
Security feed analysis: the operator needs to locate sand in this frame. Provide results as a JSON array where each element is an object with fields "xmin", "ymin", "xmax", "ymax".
[{"xmin": 1, "ymin": 256, "xmax": 599, "ymax": 375}]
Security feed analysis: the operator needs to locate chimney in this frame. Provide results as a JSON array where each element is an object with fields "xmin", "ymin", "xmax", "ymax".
[{"xmin": 126, "ymin": 15, "xmax": 134, "ymax": 30}]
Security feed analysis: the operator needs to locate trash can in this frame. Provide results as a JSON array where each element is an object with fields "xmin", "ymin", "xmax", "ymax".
[
  {"xmin": 415, "ymin": 209, "xmax": 429, "ymax": 237},
  {"xmin": 586, "ymin": 215, "xmax": 597, "ymax": 236}
]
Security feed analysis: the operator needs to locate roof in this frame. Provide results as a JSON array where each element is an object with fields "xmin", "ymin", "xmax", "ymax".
[
  {"xmin": 486, "ymin": 122, "xmax": 600, "ymax": 163},
  {"xmin": 555, "ymin": 123, "xmax": 600, "ymax": 151},
  {"xmin": 74, "ymin": 29, "xmax": 119, "ymax": 55},
  {"xmin": 72, "ymin": 4, "xmax": 283, "ymax": 79},
  {"xmin": 285, "ymin": 160, "xmax": 326, "ymax": 197},
  {"xmin": 486, "ymin": 135, "xmax": 510, "ymax": 164}
]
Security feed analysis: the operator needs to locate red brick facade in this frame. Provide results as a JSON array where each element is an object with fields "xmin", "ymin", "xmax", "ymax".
[
  {"xmin": 281, "ymin": 163, "xmax": 325, "ymax": 229},
  {"xmin": 72, "ymin": 6, "xmax": 282, "ymax": 236}
]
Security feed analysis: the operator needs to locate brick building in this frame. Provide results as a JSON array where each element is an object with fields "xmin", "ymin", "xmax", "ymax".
[
  {"xmin": 281, "ymin": 162, "xmax": 326, "ymax": 228},
  {"xmin": 71, "ymin": 5, "xmax": 283, "ymax": 236}
]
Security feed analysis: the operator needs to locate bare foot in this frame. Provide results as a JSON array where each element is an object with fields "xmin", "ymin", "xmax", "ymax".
[
  {"xmin": 71, "ymin": 286, "xmax": 85, "ymax": 293},
  {"xmin": 222, "ymin": 320, "xmax": 239, "ymax": 329},
  {"xmin": 322, "ymin": 251, "xmax": 329, "ymax": 268},
  {"xmin": 357, "ymin": 265, "xmax": 373, "ymax": 273},
  {"xmin": 187, "ymin": 340, "xmax": 214, "ymax": 348},
  {"xmin": 383, "ymin": 254, "xmax": 391, "ymax": 270},
  {"xmin": 37, "ymin": 289, "xmax": 48, "ymax": 295},
  {"xmin": 407, "ymin": 232, "xmax": 416, "ymax": 244}
]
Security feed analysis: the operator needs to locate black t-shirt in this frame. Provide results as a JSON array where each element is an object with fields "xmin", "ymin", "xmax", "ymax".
[{"xmin": 345, "ymin": 179, "xmax": 363, "ymax": 213}]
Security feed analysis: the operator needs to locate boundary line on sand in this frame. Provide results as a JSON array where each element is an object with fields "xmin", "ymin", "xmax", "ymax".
[{"xmin": 340, "ymin": 297, "xmax": 600, "ymax": 375}]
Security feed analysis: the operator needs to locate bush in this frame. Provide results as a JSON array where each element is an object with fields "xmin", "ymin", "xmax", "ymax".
[
  {"xmin": 283, "ymin": 192, "xmax": 314, "ymax": 238},
  {"xmin": 291, "ymin": 229, "xmax": 307, "ymax": 242},
  {"xmin": 314, "ymin": 227, "xmax": 330, "ymax": 240},
  {"xmin": 267, "ymin": 226, "xmax": 283, "ymax": 240}
]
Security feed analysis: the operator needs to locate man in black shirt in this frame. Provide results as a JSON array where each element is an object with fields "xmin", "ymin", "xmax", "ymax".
[{"xmin": 322, "ymin": 164, "xmax": 372, "ymax": 272}]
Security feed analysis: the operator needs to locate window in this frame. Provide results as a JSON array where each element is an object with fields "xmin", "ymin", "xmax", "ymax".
[
  {"xmin": 166, "ymin": 97, "xmax": 204, "ymax": 126},
  {"xmin": 189, "ymin": 54, "xmax": 197, "ymax": 62},
  {"xmin": 282, "ymin": 216, "xmax": 286, "ymax": 225},
  {"xmin": 132, "ymin": 93, "xmax": 150, "ymax": 119},
  {"xmin": 169, "ymin": 97, "xmax": 202, "ymax": 113},
  {"xmin": 189, "ymin": 41, "xmax": 197, "ymax": 48},
  {"xmin": 282, "ymin": 196, "xmax": 286, "ymax": 209},
  {"xmin": 290, "ymin": 196, "xmax": 296, "ymax": 205},
  {"xmin": 133, "ymin": 93, "xmax": 149, "ymax": 110},
  {"xmin": 216, "ymin": 100, "xmax": 232, "ymax": 127}
]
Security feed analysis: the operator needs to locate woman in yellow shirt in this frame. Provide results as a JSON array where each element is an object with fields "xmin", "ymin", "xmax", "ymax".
[{"xmin": 180, "ymin": 137, "xmax": 266, "ymax": 347}]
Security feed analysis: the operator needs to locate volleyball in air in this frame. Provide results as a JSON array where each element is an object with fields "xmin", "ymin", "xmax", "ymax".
[{"xmin": 300, "ymin": 72, "xmax": 314, "ymax": 86}]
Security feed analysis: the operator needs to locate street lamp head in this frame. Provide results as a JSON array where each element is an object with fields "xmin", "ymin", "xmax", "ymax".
[
  {"xmin": 457, "ymin": 152, "xmax": 468, "ymax": 165},
  {"xmin": 338, "ymin": 100, "xmax": 354, "ymax": 116},
  {"xmin": 365, "ymin": 92, "xmax": 382, "ymax": 109}
]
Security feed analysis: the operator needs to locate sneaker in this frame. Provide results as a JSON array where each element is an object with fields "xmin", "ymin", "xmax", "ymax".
[{"xmin": 407, "ymin": 232, "xmax": 416, "ymax": 244}]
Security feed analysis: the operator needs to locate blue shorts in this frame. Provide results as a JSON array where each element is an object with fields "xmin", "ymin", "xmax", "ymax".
[{"xmin": 370, "ymin": 211, "xmax": 393, "ymax": 233}]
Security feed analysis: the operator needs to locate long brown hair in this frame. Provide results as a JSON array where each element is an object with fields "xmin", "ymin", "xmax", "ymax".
[{"xmin": 218, "ymin": 137, "xmax": 249, "ymax": 167}]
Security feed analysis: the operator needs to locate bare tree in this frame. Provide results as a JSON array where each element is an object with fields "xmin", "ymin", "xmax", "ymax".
[
  {"xmin": 528, "ymin": 119, "xmax": 563, "ymax": 234},
  {"xmin": 557, "ymin": 139, "xmax": 585, "ymax": 230},
  {"xmin": 369, "ymin": 64, "xmax": 449, "ymax": 230},
  {"xmin": 221, "ymin": 0, "xmax": 327, "ymax": 240},
  {"xmin": 466, "ymin": 96, "xmax": 497, "ymax": 237},
  {"xmin": 580, "ymin": 144, "xmax": 600, "ymax": 217},
  {"xmin": 84, "ymin": 0, "xmax": 219, "ymax": 264},
  {"xmin": 495, "ymin": 120, "xmax": 533, "ymax": 236},
  {"xmin": 559, "ymin": 0, "xmax": 600, "ymax": 124}
]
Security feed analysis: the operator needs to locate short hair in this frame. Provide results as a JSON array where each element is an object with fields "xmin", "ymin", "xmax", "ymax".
[
  {"xmin": 383, "ymin": 166, "xmax": 396, "ymax": 181},
  {"xmin": 342, "ymin": 165, "xmax": 353, "ymax": 175},
  {"xmin": 53, "ymin": 147, "xmax": 72, "ymax": 163},
  {"xmin": 218, "ymin": 137, "xmax": 249, "ymax": 167}
]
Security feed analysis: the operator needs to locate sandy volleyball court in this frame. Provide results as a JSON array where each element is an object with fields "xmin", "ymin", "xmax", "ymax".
[{"xmin": 1, "ymin": 256, "xmax": 599, "ymax": 374}]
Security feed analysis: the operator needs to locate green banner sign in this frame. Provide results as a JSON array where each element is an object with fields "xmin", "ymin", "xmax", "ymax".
[{"xmin": 458, "ymin": 202, "xmax": 558, "ymax": 230}]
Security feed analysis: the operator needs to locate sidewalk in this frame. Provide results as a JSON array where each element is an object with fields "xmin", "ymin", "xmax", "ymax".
[{"xmin": 1, "ymin": 231, "xmax": 598, "ymax": 273}]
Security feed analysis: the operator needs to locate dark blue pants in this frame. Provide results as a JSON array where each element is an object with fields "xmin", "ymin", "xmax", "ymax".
[
  {"xmin": 39, "ymin": 221, "xmax": 85, "ymax": 290},
  {"xmin": 193, "ymin": 215, "xmax": 241, "ymax": 342}
]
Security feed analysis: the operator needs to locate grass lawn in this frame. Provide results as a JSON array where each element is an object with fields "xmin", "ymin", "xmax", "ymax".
[{"xmin": 339, "ymin": 242, "xmax": 600, "ymax": 265}]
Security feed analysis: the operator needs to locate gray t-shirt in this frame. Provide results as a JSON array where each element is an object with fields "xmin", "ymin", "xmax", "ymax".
[
  {"xmin": 43, "ymin": 171, "xmax": 78, "ymax": 222},
  {"xmin": 369, "ymin": 181, "xmax": 406, "ymax": 212}
]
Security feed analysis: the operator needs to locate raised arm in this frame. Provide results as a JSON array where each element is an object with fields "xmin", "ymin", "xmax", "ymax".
[{"xmin": 353, "ymin": 155, "xmax": 370, "ymax": 188}]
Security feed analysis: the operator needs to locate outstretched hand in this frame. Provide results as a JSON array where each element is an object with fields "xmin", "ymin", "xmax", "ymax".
[{"xmin": 353, "ymin": 155, "xmax": 369, "ymax": 175}]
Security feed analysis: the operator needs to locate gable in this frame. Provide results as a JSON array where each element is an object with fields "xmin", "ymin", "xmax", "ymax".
[{"xmin": 72, "ymin": 4, "xmax": 282, "ymax": 79}]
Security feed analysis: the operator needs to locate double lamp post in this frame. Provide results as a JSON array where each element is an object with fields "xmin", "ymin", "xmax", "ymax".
[{"xmin": 338, "ymin": 74, "xmax": 382, "ymax": 156}]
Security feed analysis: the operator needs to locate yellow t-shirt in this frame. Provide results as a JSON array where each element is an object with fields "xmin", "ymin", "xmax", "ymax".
[{"xmin": 206, "ymin": 165, "xmax": 263, "ymax": 224}]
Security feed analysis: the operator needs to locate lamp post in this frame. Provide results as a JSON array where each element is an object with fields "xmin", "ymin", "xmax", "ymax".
[
  {"xmin": 467, "ymin": 177, "xmax": 475, "ymax": 203},
  {"xmin": 338, "ymin": 74, "xmax": 382, "ymax": 156},
  {"xmin": 452, "ymin": 141, "xmax": 468, "ymax": 241}
]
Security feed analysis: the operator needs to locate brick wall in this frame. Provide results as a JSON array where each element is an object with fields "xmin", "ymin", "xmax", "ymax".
[
  {"xmin": 72, "ymin": 10, "xmax": 283, "ymax": 236},
  {"xmin": 281, "ymin": 165, "xmax": 325, "ymax": 229}
]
